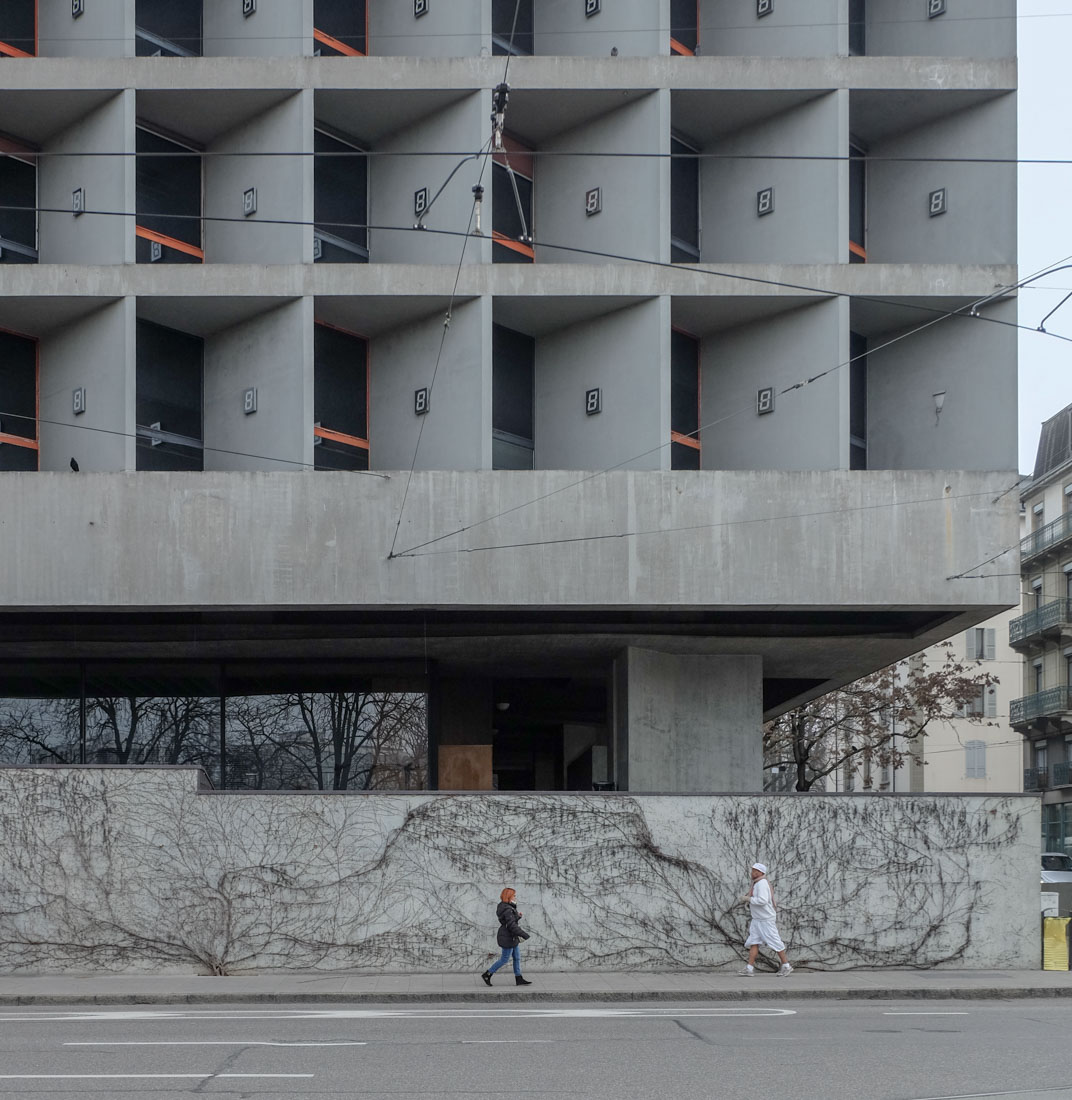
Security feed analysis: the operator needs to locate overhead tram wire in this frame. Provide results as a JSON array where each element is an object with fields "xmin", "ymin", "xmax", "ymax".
[
  {"xmin": 385, "ymin": 255, "xmax": 1072, "ymax": 560},
  {"xmin": 4, "ymin": 205, "xmax": 1070, "ymax": 346},
  {"xmin": 386, "ymin": 0, "xmax": 523, "ymax": 561},
  {"xmin": 3, "ymin": 234, "xmax": 1069, "ymax": 486}
]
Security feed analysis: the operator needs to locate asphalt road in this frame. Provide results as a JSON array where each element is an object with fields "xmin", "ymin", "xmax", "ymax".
[{"xmin": 0, "ymin": 999, "xmax": 1069, "ymax": 1099}]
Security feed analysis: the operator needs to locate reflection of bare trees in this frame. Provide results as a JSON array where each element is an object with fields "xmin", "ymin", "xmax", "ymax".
[
  {"xmin": 0, "ymin": 700, "xmax": 78, "ymax": 764},
  {"xmin": 0, "ymin": 692, "xmax": 427, "ymax": 791},
  {"xmin": 87, "ymin": 697, "xmax": 218, "ymax": 767},
  {"xmin": 227, "ymin": 692, "xmax": 427, "ymax": 791}
]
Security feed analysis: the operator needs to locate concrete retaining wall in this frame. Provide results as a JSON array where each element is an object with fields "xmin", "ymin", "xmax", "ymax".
[{"xmin": 0, "ymin": 768, "xmax": 1040, "ymax": 974}]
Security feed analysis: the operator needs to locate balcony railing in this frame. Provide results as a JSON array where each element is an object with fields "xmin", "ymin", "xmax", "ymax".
[
  {"xmin": 1021, "ymin": 511, "xmax": 1072, "ymax": 563},
  {"xmin": 1054, "ymin": 761, "xmax": 1072, "ymax": 787},
  {"xmin": 1010, "ymin": 686, "xmax": 1072, "ymax": 727},
  {"xmin": 1025, "ymin": 767, "xmax": 1050, "ymax": 791},
  {"xmin": 1010, "ymin": 599, "xmax": 1072, "ymax": 646}
]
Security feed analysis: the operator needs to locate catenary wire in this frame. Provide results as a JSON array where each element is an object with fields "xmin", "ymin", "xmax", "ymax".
[
  {"xmin": 388, "ymin": 0, "xmax": 520, "ymax": 558},
  {"xmin": 1, "ymin": 226, "xmax": 1066, "ymax": 514}
]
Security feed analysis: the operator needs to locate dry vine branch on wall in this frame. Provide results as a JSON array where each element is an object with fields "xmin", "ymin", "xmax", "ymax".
[{"xmin": 0, "ymin": 770, "xmax": 1034, "ymax": 975}]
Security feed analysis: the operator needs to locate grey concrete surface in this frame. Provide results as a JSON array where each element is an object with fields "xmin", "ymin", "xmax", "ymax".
[
  {"xmin": 0, "ymin": 997, "xmax": 1067, "ymax": 1100},
  {"xmin": 0, "ymin": 970, "xmax": 1068, "ymax": 1007}
]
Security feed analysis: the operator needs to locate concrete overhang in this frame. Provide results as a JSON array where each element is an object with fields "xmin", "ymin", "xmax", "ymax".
[
  {"xmin": 0, "ymin": 263, "xmax": 1019, "ymax": 307},
  {"xmin": 0, "ymin": 56, "xmax": 1016, "ymax": 96}
]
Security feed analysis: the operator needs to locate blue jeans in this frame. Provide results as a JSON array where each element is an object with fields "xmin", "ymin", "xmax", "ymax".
[{"xmin": 487, "ymin": 945, "xmax": 522, "ymax": 976}]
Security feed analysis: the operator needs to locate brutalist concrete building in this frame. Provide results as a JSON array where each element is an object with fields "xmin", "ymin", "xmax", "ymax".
[{"xmin": 0, "ymin": 0, "xmax": 1019, "ymax": 795}]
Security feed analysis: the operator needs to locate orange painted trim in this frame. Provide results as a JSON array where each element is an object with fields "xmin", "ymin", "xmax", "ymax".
[
  {"xmin": 314, "ymin": 27, "xmax": 364, "ymax": 56},
  {"xmin": 670, "ymin": 37, "xmax": 693, "ymax": 56},
  {"xmin": 136, "ymin": 225, "xmax": 204, "ymax": 260},
  {"xmin": 314, "ymin": 425, "xmax": 369, "ymax": 450},
  {"xmin": 671, "ymin": 430, "xmax": 701, "ymax": 451},
  {"xmin": 0, "ymin": 40, "xmax": 32, "ymax": 58},
  {"xmin": 849, "ymin": 240, "xmax": 867, "ymax": 261},
  {"xmin": 492, "ymin": 230, "xmax": 534, "ymax": 259},
  {"xmin": 0, "ymin": 433, "xmax": 38, "ymax": 450}
]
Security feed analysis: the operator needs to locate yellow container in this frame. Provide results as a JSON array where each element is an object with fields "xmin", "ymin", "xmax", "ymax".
[{"xmin": 1043, "ymin": 917, "xmax": 1070, "ymax": 971}]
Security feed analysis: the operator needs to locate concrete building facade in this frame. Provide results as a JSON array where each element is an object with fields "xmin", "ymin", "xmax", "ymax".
[
  {"xmin": 0, "ymin": 0, "xmax": 1019, "ymax": 796},
  {"xmin": 1012, "ymin": 404, "xmax": 1072, "ymax": 851}
]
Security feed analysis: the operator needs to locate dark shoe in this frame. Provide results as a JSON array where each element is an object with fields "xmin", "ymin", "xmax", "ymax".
[
  {"xmin": 481, "ymin": 970, "xmax": 492, "ymax": 986},
  {"xmin": 515, "ymin": 975, "xmax": 532, "ymax": 986}
]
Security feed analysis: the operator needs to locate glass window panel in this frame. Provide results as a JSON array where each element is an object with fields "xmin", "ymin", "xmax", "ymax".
[
  {"xmin": 493, "ymin": 162, "xmax": 532, "ymax": 246},
  {"xmin": 314, "ymin": 325, "xmax": 368, "ymax": 440},
  {"xmin": 136, "ymin": 438, "xmax": 204, "ymax": 472},
  {"xmin": 849, "ymin": 144, "xmax": 866, "ymax": 248},
  {"xmin": 492, "ymin": 434, "xmax": 534, "ymax": 471},
  {"xmin": 136, "ymin": 0, "xmax": 202, "ymax": 55},
  {"xmin": 493, "ymin": 324, "xmax": 534, "ymax": 442},
  {"xmin": 848, "ymin": 0, "xmax": 866, "ymax": 55},
  {"xmin": 670, "ymin": 0, "xmax": 698, "ymax": 52},
  {"xmin": 225, "ymin": 690, "xmax": 427, "ymax": 791},
  {"xmin": 671, "ymin": 330, "xmax": 699, "ymax": 437},
  {"xmin": 136, "ymin": 236, "xmax": 202, "ymax": 264},
  {"xmin": 671, "ymin": 138, "xmax": 699, "ymax": 260},
  {"xmin": 0, "ymin": 1, "xmax": 35, "ymax": 53},
  {"xmin": 0, "ymin": 330, "xmax": 36, "ymax": 441},
  {"xmin": 315, "ymin": 131, "xmax": 368, "ymax": 254},
  {"xmin": 493, "ymin": 0, "xmax": 533, "ymax": 55},
  {"xmin": 313, "ymin": 234, "xmax": 368, "ymax": 264},
  {"xmin": 671, "ymin": 441, "xmax": 701, "ymax": 471},
  {"xmin": 0, "ymin": 444, "xmax": 37, "ymax": 471},
  {"xmin": 493, "ymin": 241, "xmax": 533, "ymax": 264},
  {"xmin": 850, "ymin": 333, "xmax": 867, "ymax": 441},
  {"xmin": 314, "ymin": 0, "xmax": 367, "ymax": 54},
  {"xmin": 0, "ymin": 156, "xmax": 35, "ymax": 253},
  {"xmin": 136, "ymin": 129, "xmax": 202, "ymax": 249},
  {"xmin": 314, "ymin": 438, "xmax": 370, "ymax": 471},
  {"xmin": 0, "ymin": 695, "xmax": 79, "ymax": 763},
  {"xmin": 136, "ymin": 319, "xmax": 203, "ymax": 442}
]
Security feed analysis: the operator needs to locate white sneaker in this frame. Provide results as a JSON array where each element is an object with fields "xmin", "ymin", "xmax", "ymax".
[
  {"xmin": 777, "ymin": 964, "xmax": 793, "ymax": 976},
  {"xmin": 738, "ymin": 967, "xmax": 754, "ymax": 976}
]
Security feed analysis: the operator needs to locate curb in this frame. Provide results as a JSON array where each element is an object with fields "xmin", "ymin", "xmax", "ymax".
[{"xmin": 1, "ymin": 986, "xmax": 1071, "ymax": 1007}]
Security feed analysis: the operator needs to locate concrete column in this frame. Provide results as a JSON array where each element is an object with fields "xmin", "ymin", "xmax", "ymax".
[
  {"xmin": 203, "ymin": 298, "xmax": 313, "ymax": 472},
  {"xmin": 39, "ymin": 0, "xmax": 134, "ymax": 57},
  {"xmin": 39, "ymin": 91, "xmax": 134, "ymax": 265},
  {"xmin": 39, "ymin": 298, "xmax": 136, "ymax": 472},
  {"xmin": 614, "ymin": 647, "xmax": 762, "ymax": 792},
  {"xmin": 204, "ymin": 0, "xmax": 310, "ymax": 57},
  {"xmin": 204, "ymin": 91, "xmax": 311, "ymax": 264},
  {"xmin": 370, "ymin": 296, "xmax": 491, "ymax": 470}
]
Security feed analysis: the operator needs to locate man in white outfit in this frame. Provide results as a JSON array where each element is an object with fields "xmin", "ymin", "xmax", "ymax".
[{"xmin": 740, "ymin": 862, "xmax": 793, "ymax": 976}]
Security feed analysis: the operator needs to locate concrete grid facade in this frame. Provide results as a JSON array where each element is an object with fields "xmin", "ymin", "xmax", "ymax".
[{"xmin": 0, "ymin": 0, "xmax": 1019, "ymax": 795}]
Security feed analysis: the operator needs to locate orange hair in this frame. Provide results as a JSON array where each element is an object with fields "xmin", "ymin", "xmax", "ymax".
[{"xmin": 500, "ymin": 888, "xmax": 516, "ymax": 903}]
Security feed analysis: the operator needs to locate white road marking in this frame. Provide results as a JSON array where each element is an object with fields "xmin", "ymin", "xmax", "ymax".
[
  {"xmin": 65, "ymin": 1040, "xmax": 366, "ymax": 1047},
  {"xmin": 0, "ymin": 1074, "xmax": 314, "ymax": 1080},
  {"xmin": 0, "ymin": 1007, "xmax": 797, "ymax": 1022},
  {"xmin": 883, "ymin": 1012, "xmax": 970, "ymax": 1016},
  {"xmin": 461, "ymin": 1039, "xmax": 557, "ymax": 1044}
]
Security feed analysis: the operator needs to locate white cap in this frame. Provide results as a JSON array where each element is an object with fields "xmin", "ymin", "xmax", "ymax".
[{"xmin": 752, "ymin": 863, "xmax": 767, "ymax": 874}]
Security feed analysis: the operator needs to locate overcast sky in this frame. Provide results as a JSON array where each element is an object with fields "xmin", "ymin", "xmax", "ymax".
[{"xmin": 1017, "ymin": 1, "xmax": 1072, "ymax": 474}]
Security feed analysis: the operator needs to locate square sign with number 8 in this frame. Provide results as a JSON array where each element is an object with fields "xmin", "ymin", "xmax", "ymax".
[
  {"xmin": 586, "ymin": 0, "xmax": 601, "ymax": 15},
  {"xmin": 585, "ymin": 187, "xmax": 602, "ymax": 216}
]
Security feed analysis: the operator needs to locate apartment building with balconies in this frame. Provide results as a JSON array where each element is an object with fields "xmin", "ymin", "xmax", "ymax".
[
  {"xmin": 1011, "ymin": 403, "xmax": 1072, "ymax": 848},
  {"xmin": 0, "ymin": 0, "xmax": 1019, "ymax": 795}
]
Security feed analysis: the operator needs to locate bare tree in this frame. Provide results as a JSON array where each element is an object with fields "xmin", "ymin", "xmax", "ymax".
[{"xmin": 764, "ymin": 644, "xmax": 997, "ymax": 792}]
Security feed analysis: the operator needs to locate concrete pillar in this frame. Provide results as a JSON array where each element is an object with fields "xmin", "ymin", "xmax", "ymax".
[{"xmin": 614, "ymin": 647, "xmax": 762, "ymax": 792}]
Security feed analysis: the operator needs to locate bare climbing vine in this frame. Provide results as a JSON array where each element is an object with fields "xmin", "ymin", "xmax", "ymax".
[{"xmin": 0, "ymin": 770, "xmax": 1032, "ymax": 974}]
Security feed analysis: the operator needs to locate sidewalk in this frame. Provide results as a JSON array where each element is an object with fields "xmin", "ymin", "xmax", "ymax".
[{"xmin": 0, "ymin": 968, "xmax": 1068, "ymax": 1006}]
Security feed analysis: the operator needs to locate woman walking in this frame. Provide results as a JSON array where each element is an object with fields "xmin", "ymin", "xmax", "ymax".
[{"xmin": 481, "ymin": 887, "xmax": 532, "ymax": 986}]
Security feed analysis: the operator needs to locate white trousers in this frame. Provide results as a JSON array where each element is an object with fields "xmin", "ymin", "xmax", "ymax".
[{"xmin": 744, "ymin": 917, "xmax": 786, "ymax": 953}]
